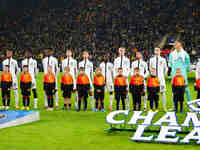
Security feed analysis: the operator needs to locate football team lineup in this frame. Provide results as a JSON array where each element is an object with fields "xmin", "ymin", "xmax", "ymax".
[{"xmin": 0, "ymin": 40, "xmax": 200, "ymax": 113}]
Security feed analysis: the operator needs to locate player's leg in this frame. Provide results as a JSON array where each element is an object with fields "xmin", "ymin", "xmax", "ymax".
[
  {"xmin": 100, "ymin": 92, "xmax": 105, "ymax": 112},
  {"xmin": 138, "ymin": 94, "xmax": 142, "ymax": 111},
  {"xmin": 160, "ymin": 84, "xmax": 167, "ymax": 111},
  {"xmin": 143, "ymin": 83, "xmax": 147, "ymax": 111},
  {"xmin": 132, "ymin": 93, "xmax": 136, "ymax": 111},
  {"xmin": 115, "ymin": 93, "xmax": 120, "ymax": 110},
  {"xmin": 83, "ymin": 94, "xmax": 88, "ymax": 111},
  {"xmin": 13, "ymin": 79, "xmax": 19, "ymax": 108},
  {"xmin": 155, "ymin": 94, "xmax": 159, "ymax": 112},
  {"xmin": 121, "ymin": 93, "xmax": 126, "ymax": 110},
  {"xmin": 6, "ymin": 90, "xmax": 11, "ymax": 109},
  {"xmin": 107, "ymin": 84, "xmax": 114, "ymax": 111},
  {"xmin": 1, "ymin": 91, "xmax": 6, "ymax": 109},
  {"xmin": 32, "ymin": 78, "xmax": 38, "ymax": 109},
  {"xmin": 54, "ymin": 78, "xmax": 59, "ymax": 109},
  {"xmin": 185, "ymin": 87, "xmax": 191, "ymax": 102}
]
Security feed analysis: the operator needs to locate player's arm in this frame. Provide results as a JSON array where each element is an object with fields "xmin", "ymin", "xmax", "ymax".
[
  {"xmin": 169, "ymin": 52, "xmax": 173, "ymax": 69},
  {"xmin": 196, "ymin": 62, "xmax": 200, "ymax": 80},
  {"xmin": 185, "ymin": 52, "xmax": 191, "ymax": 72},
  {"xmin": 90, "ymin": 62, "xmax": 94, "ymax": 88},
  {"xmin": 163, "ymin": 58, "xmax": 168, "ymax": 75},
  {"xmin": 111, "ymin": 63, "xmax": 114, "ymax": 81},
  {"xmin": 15, "ymin": 60, "xmax": 20, "ymax": 76},
  {"xmin": 35, "ymin": 60, "xmax": 38, "ymax": 77},
  {"xmin": 144, "ymin": 62, "xmax": 149, "ymax": 79},
  {"xmin": 113, "ymin": 59, "xmax": 117, "ymax": 77},
  {"xmin": 55, "ymin": 58, "xmax": 59, "ymax": 77},
  {"xmin": 125, "ymin": 58, "xmax": 130, "ymax": 78}
]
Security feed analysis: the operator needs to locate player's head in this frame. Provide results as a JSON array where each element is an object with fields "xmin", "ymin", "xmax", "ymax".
[
  {"xmin": 134, "ymin": 67, "xmax": 140, "ymax": 76},
  {"xmin": 136, "ymin": 51, "xmax": 142, "ymax": 59},
  {"xmin": 83, "ymin": 50, "xmax": 89, "ymax": 59},
  {"xmin": 174, "ymin": 40, "xmax": 183, "ymax": 50},
  {"xmin": 64, "ymin": 66, "xmax": 70, "ymax": 73},
  {"xmin": 96, "ymin": 67, "xmax": 102, "ymax": 74},
  {"xmin": 23, "ymin": 65, "xmax": 28, "ymax": 73},
  {"xmin": 7, "ymin": 50, "xmax": 13, "ymax": 58},
  {"xmin": 103, "ymin": 55, "xmax": 109, "ymax": 62},
  {"xmin": 119, "ymin": 47, "xmax": 125, "ymax": 56},
  {"xmin": 154, "ymin": 47, "xmax": 160, "ymax": 56},
  {"xmin": 79, "ymin": 67, "xmax": 85, "ymax": 74},
  {"xmin": 176, "ymin": 68, "xmax": 182, "ymax": 76},
  {"xmin": 118, "ymin": 67, "xmax": 123, "ymax": 75},
  {"xmin": 45, "ymin": 48, "xmax": 53, "ymax": 56},
  {"xmin": 47, "ymin": 65, "xmax": 53, "ymax": 73},
  {"xmin": 25, "ymin": 50, "xmax": 32, "ymax": 58},
  {"xmin": 3, "ymin": 65, "xmax": 9, "ymax": 73},
  {"xmin": 66, "ymin": 49, "xmax": 72, "ymax": 57},
  {"xmin": 150, "ymin": 68, "xmax": 156, "ymax": 76}
]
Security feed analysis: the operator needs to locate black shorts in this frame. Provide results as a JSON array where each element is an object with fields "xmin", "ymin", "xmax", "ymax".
[
  {"xmin": 94, "ymin": 91, "xmax": 104, "ymax": 100},
  {"xmin": 45, "ymin": 88, "xmax": 55, "ymax": 96},
  {"xmin": 78, "ymin": 90, "xmax": 89, "ymax": 99},
  {"xmin": 63, "ymin": 89, "xmax": 73, "ymax": 98}
]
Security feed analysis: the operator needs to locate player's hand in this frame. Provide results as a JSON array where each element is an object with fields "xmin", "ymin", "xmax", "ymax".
[
  {"xmin": 160, "ymin": 85, "xmax": 165, "ymax": 91},
  {"xmin": 89, "ymin": 91, "xmax": 93, "ymax": 96},
  {"xmin": 73, "ymin": 89, "xmax": 77, "ymax": 93},
  {"xmin": 125, "ymin": 90, "xmax": 128, "ymax": 94},
  {"xmin": 27, "ymin": 89, "xmax": 30, "ymax": 91}
]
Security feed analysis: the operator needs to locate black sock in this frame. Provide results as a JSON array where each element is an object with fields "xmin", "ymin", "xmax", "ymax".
[
  {"xmin": 48, "ymin": 96, "xmax": 51, "ymax": 107},
  {"xmin": 101, "ymin": 100, "xmax": 104, "ymax": 109},
  {"xmin": 150, "ymin": 99, "xmax": 153, "ymax": 110},
  {"xmin": 2, "ymin": 98, "xmax": 6, "ymax": 106},
  {"xmin": 27, "ymin": 97, "xmax": 30, "ymax": 107},
  {"xmin": 7, "ymin": 97, "xmax": 10, "ymax": 106},
  {"xmin": 116, "ymin": 99, "xmax": 120, "ymax": 110},
  {"xmin": 95, "ymin": 100, "xmax": 98, "ymax": 109},
  {"xmin": 122, "ymin": 99, "xmax": 125, "ymax": 110},
  {"xmin": 180, "ymin": 101, "xmax": 183, "ymax": 112},
  {"xmin": 78, "ymin": 99, "xmax": 81, "ymax": 111},
  {"xmin": 84, "ymin": 98, "xmax": 87, "ymax": 110},
  {"xmin": 23, "ymin": 97, "xmax": 26, "ymax": 107},
  {"xmin": 51, "ymin": 97, "xmax": 54, "ymax": 108},
  {"xmin": 64, "ymin": 104, "xmax": 67, "ymax": 108}
]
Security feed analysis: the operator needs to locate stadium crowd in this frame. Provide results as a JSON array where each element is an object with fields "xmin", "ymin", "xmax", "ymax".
[{"xmin": 0, "ymin": 0, "xmax": 200, "ymax": 65}]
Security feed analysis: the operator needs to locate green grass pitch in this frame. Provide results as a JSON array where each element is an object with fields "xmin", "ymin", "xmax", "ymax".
[{"xmin": 0, "ymin": 72, "xmax": 199, "ymax": 150}]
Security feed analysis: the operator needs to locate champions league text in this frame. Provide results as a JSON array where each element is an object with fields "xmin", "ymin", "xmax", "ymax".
[{"xmin": 106, "ymin": 111, "xmax": 200, "ymax": 144}]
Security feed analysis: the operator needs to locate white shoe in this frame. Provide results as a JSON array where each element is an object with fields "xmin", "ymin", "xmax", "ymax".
[
  {"xmin": 33, "ymin": 106, "xmax": 38, "ymax": 109},
  {"xmin": 5, "ymin": 106, "xmax": 9, "ymax": 110},
  {"xmin": 0, "ymin": 106, "xmax": 5, "ymax": 109}
]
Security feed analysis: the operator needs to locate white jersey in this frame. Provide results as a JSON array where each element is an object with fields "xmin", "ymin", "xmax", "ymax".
[
  {"xmin": 149, "ymin": 56, "xmax": 168, "ymax": 87},
  {"xmin": 42, "ymin": 56, "xmax": 59, "ymax": 76},
  {"xmin": 99, "ymin": 62, "xmax": 114, "ymax": 84},
  {"xmin": 2, "ymin": 57, "xmax": 20, "ymax": 89},
  {"xmin": 79, "ymin": 59, "xmax": 93, "ymax": 86},
  {"xmin": 131, "ymin": 59, "xmax": 149, "ymax": 78},
  {"xmin": 2, "ymin": 57, "xmax": 19, "ymax": 77},
  {"xmin": 196, "ymin": 61, "xmax": 200, "ymax": 80},
  {"xmin": 22, "ymin": 57, "xmax": 38, "ymax": 77},
  {"xmin": 114, "ymin": 56, "xmax": 130, "ymax": 77},
  {"xmin": 62, "ymin": 57, "xmax": 78, "ymax": 89}
]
